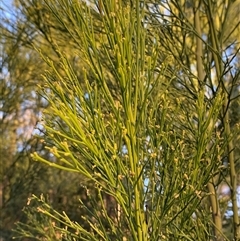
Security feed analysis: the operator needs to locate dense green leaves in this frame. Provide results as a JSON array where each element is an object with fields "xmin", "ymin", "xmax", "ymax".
[{"xmin": 1, "ymin": 0, "xmax": 239, "ymax": 240}]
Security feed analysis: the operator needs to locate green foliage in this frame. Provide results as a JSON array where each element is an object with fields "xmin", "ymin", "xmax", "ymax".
[
  {"xmin": 0, "ymin": 3, "xmax": 91, "ymax": 240},
  {"xmin": 1, "ymin": 0, "xmax": 239, "ymax": 240}
]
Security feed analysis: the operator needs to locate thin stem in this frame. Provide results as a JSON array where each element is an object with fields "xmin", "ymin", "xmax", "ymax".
[
  {"xmin": 194, "ymin": 1, "xmax": 204, "ymax": 83},
  {"xmin": 207, "ymin": 182, "xmax": 223, "ymax": 241},
  {"xmin": 223, "ymin": 107, "xmax": 240, "ymax": 240}
]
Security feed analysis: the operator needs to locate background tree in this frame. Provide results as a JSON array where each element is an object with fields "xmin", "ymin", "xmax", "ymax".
[{"xmin": 0, "ymin": 1, "xmax": 95, "ymax": 240}]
